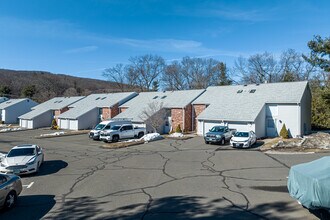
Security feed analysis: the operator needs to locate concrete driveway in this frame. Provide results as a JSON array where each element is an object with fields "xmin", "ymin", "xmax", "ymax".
[{"xmin": 0, "ymin": 129, "xmax": 328, "ymax": 219}]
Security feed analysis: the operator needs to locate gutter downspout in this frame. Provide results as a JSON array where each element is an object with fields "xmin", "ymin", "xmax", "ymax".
[
  {"xmin": 191, "ymin": 105, "xmax": 194, "ymax": 132},
  {"xmin": 298, "ymin": 103, "xmax": 301, "ymax": 137},
  {"xmin": 182, "ymin": 107, "xmax": 185, "ymax": 132}
]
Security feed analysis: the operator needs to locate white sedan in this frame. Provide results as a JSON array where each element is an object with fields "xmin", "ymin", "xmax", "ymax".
[
  {"xmin": 230, "ymin": 131, "xmax": 257, "ymax": 148},
  {"xmin": 0, "ymin": 144, "xmax": 44, "ymax": 175}
]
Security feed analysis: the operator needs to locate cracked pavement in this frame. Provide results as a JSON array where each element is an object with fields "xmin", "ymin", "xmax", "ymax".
[{"xmin": 1, "ymin": 129, "xmax": 328, "ymax": 219}]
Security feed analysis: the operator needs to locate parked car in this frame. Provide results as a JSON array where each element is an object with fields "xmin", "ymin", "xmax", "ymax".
[
  {"xmin": 0, "ymin": 144, "xmax": 44, "ymax": 175},
  {"xmin": 288, "ymin": 157, "xmax": 330, "ymax": 218},
  {"xmin": 0, "ymin": 173, "xmax": 22, "ymax": 210},
  {"xmin": 204, "ymin": 126, "xmax": 236, "ymax": 144},
  {"xmin": 230, "ymin": 131, "xmax": 257, "ymax": 148},
  {"xmin": 89, "ymin": 119, "xmax": 132, "ymax": 140},
  {"xmin": 100, "ymin": 124, "xmax": 146, "ymax": 143}
]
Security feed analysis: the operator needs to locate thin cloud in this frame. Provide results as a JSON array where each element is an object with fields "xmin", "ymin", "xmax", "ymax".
[{"xmin": 64, "ymin": 46, "xmax": 98, "ymax": 54}]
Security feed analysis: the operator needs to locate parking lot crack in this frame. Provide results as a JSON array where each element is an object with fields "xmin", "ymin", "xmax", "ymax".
[
  {"xmin": 222, "ymin": 197, "xmax": 268, "ymax": 219},
  {"xmin": 140, "ymin": 188, "xmax": 153, "ymax": 220}
]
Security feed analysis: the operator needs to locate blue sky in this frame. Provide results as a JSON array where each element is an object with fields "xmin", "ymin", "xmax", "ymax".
[{"xmin": 1, "ymin": 0, "xmax": 329, "ymax": 80}]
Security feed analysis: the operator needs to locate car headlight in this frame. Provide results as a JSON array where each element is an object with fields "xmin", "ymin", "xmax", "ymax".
[
  {"xmin": 216, "ymin": 135, "xmax": 221, "ymax": 138},
  {"xmin": 26, "ymin": 158, "xmax": 36, "ymax": 166},
  {"xmin": 0, "ymin": 162, "xmax": 7, "ymax": 167}
]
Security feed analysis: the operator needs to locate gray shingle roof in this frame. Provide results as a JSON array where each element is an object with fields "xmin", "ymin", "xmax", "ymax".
[
  {"xmin": 0, "ymin": 98, "xmax": 31, "ymax": 109},
  {"xmin": 115, "ymin": 89, "xmax": 205, "ymax": 122},
  {"xmin": 58, "ymin": 92, "xmax": 137, "ymax": 119},
  {"xmin": 194, "ymin": 81, "xmax": 309, "ymax": 122},
  {"xmin": 19, "ymin": 96, "xmax": 84, "ymax": 119}
]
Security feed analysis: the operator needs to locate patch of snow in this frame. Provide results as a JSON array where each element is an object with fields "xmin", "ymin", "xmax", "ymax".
[
  {"xmin": 169, "ymin": 132, "xmax": 184, "ymax": 137},
  {"xmin": 0, "ymin": 127, "xmax": 22, "ymax": 132},
  {"xmin": 139, "ymin": 133, "xmax": 163, "ymax": 143},
  {"xmin": 40, "ymin": 131, "xmax": 66, "ymax": 137},
  {"xmin": 265, "ymin": 150, "xmax": 315, "ymax": 155}
]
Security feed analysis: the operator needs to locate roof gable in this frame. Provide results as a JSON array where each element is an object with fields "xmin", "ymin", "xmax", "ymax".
[
  {"xmin": 194, "ymin": 81, "xmax": 309, "ymax": 121},
  {"xmin": 58, "ymin": 92, "xmax": 137, "ymax": 119}
]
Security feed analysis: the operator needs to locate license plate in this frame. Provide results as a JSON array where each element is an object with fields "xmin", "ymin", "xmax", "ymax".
[{"xmin": 13, "ymin": 169, "xmax": 20, "ymax": 174}]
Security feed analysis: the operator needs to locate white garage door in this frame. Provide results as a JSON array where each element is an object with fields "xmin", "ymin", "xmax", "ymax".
[
  {"xmin": 20, "ymin": 119, "xmax": 27, "ymax": 128},
  {"xmin": 27, "ymin": 120, "xmax": 33, "ymax": 129},
  {"xmin": 198, "ymin": 120, "xmax": 254, "ymax": 135},
  {"xmin": 59, "ymin": 119, "xmax": 69, "ymax": 129},
  {"xmin": 70, "ymin": 120, "xmax": 78, "ymax": 130}
]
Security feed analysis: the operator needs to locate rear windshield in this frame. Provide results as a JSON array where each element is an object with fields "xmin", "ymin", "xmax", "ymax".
[
  {"xmin": 7, "ymin": 148, "xmax": 35, "ymax": 157},
  {"xmin": 210, "ymin": 126, "xmax": 225, "ymax": 132},
  {"xmin": 94, "ymin": 124, "xmax": 106, "ymax": 130},
  {"xmin": 234, "ymin": 132, "xmax": 249, "ymax": 137}
]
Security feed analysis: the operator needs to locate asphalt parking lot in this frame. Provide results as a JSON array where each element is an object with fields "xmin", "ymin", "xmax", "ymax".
[{"xmin": 0, "ymin": 129, "xmax": 328, "ymax": 219}]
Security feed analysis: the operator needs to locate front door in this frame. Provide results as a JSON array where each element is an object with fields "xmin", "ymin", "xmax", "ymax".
[
  {"xmin": 164, "ymin": 117, "xmax": 172, "ymax": 134},
  {"xmin": 266, "ymin": 118, "xmax": 277, "ymax": 137}
]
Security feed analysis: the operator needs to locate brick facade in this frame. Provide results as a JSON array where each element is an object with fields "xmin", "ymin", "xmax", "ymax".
[
  {"xmin": 54, "ymin": 107, "xmax": 70, "ymax": 122},
  {"xmin": 171, "ymin": 104, "xmax": 193, "ymax": 132},
  {"xmin": 193, "ymin": 104, "xmax": 207, "ymax": 131},
  {"xmin": 101, "ymin": 103, "xmax": 120, "ymax": 120},
  {"xmin": 120, "ymin": 107, "xmax": 128, "ymax": 113}
]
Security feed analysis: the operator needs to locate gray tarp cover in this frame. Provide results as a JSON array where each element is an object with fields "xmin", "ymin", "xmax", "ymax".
[{"xmin": 287, "ymin": 156, "xmax": 330, "ymax": 209}]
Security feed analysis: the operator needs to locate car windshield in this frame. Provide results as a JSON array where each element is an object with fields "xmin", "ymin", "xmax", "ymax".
[
  {"xmin": 234, "ymin": 132, "xmax": 249, "ymax": 138},
  {"xmin": 7, "ymin": 148, "xmax": 35, "ymax": 157},
  {"xmin": 210, "ymin": 126, "xmax": 225, "ymax": 132},
  {"xmin": 94, "ymin": 124, "xmax": 106, "ymax": 130},
  {"xmin": 110, "ymin": 125, "xmax": 121, "ymax": 130}
]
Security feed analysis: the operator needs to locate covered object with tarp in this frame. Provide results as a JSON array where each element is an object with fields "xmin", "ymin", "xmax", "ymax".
[{"xmin": 287, "ymin": 156, "xmax": 330, "ymax": 209}]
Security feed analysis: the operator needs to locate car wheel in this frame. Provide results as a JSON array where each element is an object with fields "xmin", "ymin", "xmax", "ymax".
[
  {"xmin": 138, "ymin": 132, "xmax": 144, "ymax": 138},
  {"xmin": 205, "ymin": 141, "xmax": 209, "ymax": 144},
  {"xmin": 112, "ymin": 135, "xmax": 119, "ymax": 142},
  {"xmin": 221, "ymin": 138, "xmax": 225, "ymax": 145},
  {"xmin": 36, "ymin": 162, "xmax": 40, "ymax": 173},
  {"xmin": 4, "ymin": 191, "xmax": 17, "ymax": 209}
]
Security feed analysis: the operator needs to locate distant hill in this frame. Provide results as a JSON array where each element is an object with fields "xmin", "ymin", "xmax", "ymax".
[{"xmin": 0, "ymin": 69, "xmax": 134, "ymax": 102}]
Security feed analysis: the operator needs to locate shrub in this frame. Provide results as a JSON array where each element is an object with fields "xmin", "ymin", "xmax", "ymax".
[
  {"xmin": 280, "ymin": 123, "xmax": 289, "ymax": 139},
  {"xmin": 51, "ymin": 119, "xmax": 59, "ymax": 130},
  {"xmin": 175, "ymin": 124, "xmax": 182, "ymax": 133}
]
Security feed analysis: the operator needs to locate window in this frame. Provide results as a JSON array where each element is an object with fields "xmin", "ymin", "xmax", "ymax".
[
  {"xmin": 101, "ymin": 97, "xmax": 106, "ymax": 100},
  {"xmin": 161, "ymin": 95, "xmax": 167, "ymax": 99},
  {"xmin": 0, "ymin": 176, "xmax": 7, "ymax": 184},
  {"xmin": 96, "ymin": 97, "xmax": 101, "ymax": 100},
  {"xmin": 237, "ymin": 90, "xmax": 243, "ymax": 93},
  {"xmin": 122, "ymin": 125, "xmax": 133, "ymax": 130},
  {"xmin": 153, "ymin": 96, "xmax": 158, "ymax": 99},
  {"xmin": 249, "ymin": 89, "xmax": 256, "ymax": 93}
]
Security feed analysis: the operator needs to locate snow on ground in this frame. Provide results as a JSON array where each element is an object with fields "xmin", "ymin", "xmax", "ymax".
[
  {"xmin": 168, "ymin": 132, "xmax": 184, "ymax": 137},
  {"xmin": 124, "ymin": 133, "xmax": 163, "ymax": 143},
  {"xmin": 40, "ymin": 131, "xmax": 66, "ymax": 137},
  {"xmin": 140, "ymin": 133, "xmax": 163, "ymax": 142},
  {"xmin": 0, "ymin": 127, "xmax": 22, "ymax": 132}
]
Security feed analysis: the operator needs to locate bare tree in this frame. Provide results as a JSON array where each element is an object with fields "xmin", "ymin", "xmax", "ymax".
[
  {"xmin": 280, "ymin": 49, "xmax": 315, "ymax": 81},
  {"xmin": 128, "ymin": 54, "xmax": 165, "ymax": 91},
  {"xmin": 162, "ymin": 61, "xmax": 186, "ymax": 90},
  {"xmin": 162, "ymin": 56, "xmax": 231, "ymax": 90},
  {"xmin": 103, "ymin": 64, "xmax": 130, "ymax": 92},
  {"xmin": 139, "ymin": 101, "xmax": 168, "ymax": 133}
]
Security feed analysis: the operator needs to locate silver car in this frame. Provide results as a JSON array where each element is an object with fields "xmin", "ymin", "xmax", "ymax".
[
  {"xmin": 0, "ymin": 173, "xmax": 22, "ymax": 209},
  {"xmin": 0, "ymin": 144, "xmax": 44, "ymax": 175},
  {"xmin": 230, "ymin": 131, "xmax": 257, "ymax": 148}
]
